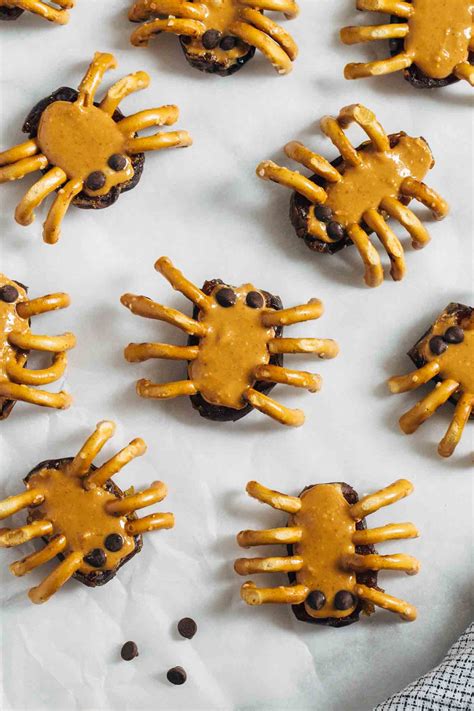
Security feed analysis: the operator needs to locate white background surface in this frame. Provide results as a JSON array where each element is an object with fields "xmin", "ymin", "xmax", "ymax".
[{"xmin": 0, "ymin": 1, "xmax": 473, "ymax": 709}]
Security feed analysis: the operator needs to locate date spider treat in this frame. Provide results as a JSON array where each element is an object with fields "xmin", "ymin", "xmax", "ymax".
[
  {"xmin": 0, "ymin": 274, "xmax": 75, "ymax": 419},
  {"xmin": 257, "ymin": 104, "xmax": 448, "ymax": 287},
  {"xmin": 128, "ymin": 0, "xmax": 299, "ymax": 76},
  {"xmin": 340, "ymin": 0, "xmax": 474, "ymax": 89},
  {"xmin": 389, "ymin": 303, "xmax": 474, "ymax": 458},
  {"xmin": 0, "ymin": 421, "xmax": 175, "ymax": 604},
  {"xmin": 0, "ymin": 0, "xmax": 73, "ymax": 23},
  {"xmin": 121, "ymin": 257, "xmax": 339, "ymax": 427},
  {"xmin": 0, "ymin": 52, "xmax": 192, "ymax": 244},
  {"xmin": 235, "ymin": 479, "xmax": 420, "ymax": 626}
]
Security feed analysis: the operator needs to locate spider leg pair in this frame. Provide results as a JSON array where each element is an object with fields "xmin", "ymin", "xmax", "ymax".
[
  {"xmin": 235, "ymin": 479, "xmax": 419, "ymax": 620},
  {"xmin": 257, "ymin": 104, "xmax": 448, "ymax": 287},
  {"xmin": 340, "ymin": 0, "xmax": 474, "ymax": 86},
  {"xmin": 0, "ymin": 292, "xmax": 75, "ymax": 411},
  {"xmin": 129, "ymin": 0, "xmax": 299, "ymax": 74},
  {"xmin": 0, "ymin": 0, "xmax": 74, "ymax": 24}
]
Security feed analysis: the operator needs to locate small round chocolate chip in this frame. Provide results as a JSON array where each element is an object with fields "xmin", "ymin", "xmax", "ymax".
[
  {"xmin": 84, "ymin": 548, "xmax": 107, "ymax": 568},
  {"xmin": 0, "ymin": 284, "xmax": 19, "ymax": 303},
  {"xmin": 220, "ymin": 35, "xmax": 236, "ymax": 51},
  {"xmin": 177, "ymin": 617, "xmax": 197, "ymax": 640},
  {"xmin": 104, "ymin": 533, "xmax": 124, "ymax": 552},
  {"xmin": 85, "ymin": 171, "xmax": 106, "ymax": 192},
  {"xmin": 108, "ymin": 154, "xmax": 127, "ymax": 172},
  {"xmin": 306, "ymin": 590, "xmax": 326, "ymax": 611},
  {"xmin": 314, "ymin": 205, "xmax": 333, "ymax": 223},
  {"xmin": 326, "ymin": 221, "xmax": 345, "ymax": 241},
  {"xmin": 167, "ymin": 666, "xmax": 187, "ymax": 685},
  {"xmin": 444, "ymin": 326, "xmax": 464, "ymax": 344},
  {"xmin": 334, "ymin": 590, "xmax": 356, "ymax": 611},
  {"xmin": 121, "ymin": 641, "xmax": 139, "ymax": 661},
  {"xmin": 215, "ymin": 287, "xmax": 237, "ymax": 308},
  {"xmin": 246, "ymin": 291, "xmax": 264, "ymax": 309},
  {"xmin": 202, "ymin": 29, "xmax": 222, "ymax": 50},
  {"xmin": 429, "ymin": 335, "xmax": 448, "ymax": 355}
]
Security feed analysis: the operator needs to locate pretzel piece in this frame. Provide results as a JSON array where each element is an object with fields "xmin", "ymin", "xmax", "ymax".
[
  {"xmin": 352, "ymin": 522, "xmax": 419, "ymax": 545},
  {"xmin": 262, "ymin": 299, "xmax": 323, "ymax": 327},
  {"xmin": 241, "ymin": 581, "xmax": 308, "ymax": 605},
  {"xmin": 234, "ymin": 556, "xmax": 304, "ymax": 574},
  {"xmin": 246, "ymin": 480, "xmax": 302, "ymax": 513},
  {"xmin": 268, "ymin": 337, "xmax": 339, "ymax": 359},
  {"xmin": 256, "ymin": 161, "xmax": 327, "ymax": 204},
  {"xmin": 399, "ymin": 379, "xmax": 459, "ymax": 434},
  {"xmin": 254, "ymin": 365, "xmax": 321, "ymax": 392},
  {"xmin": 0, "ymin": 489, "xmax": 44, "ymax": 520},
  {"xmin": 68, "ymin": 421, "xmax": 116, "ymax": 477},
  {"xmin": 355, "ymin": 584, "xmax": 417, "ymax": 621},
  {"xmin": 244, "ymin": 388, "xmax": 305, "ymax": 427},
  {"xmin": 29, "ymin": 551, "xmax": 83, "ymax": 604},
  {"xmin": 350, "ymin": 479, "xmax": 413, "ymax": 520},
  {"xmin": 105, "ymin": 481, "xmax": 168, "ymax": 515},
  {"xmin": 10, "ymin": 535, "xmax": 67, "ymax": 576}
]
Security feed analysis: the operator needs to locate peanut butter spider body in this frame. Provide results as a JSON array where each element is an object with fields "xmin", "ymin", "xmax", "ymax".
[
  {"xmin": 0, "ymin": 0, "xmax": 74, "ymax": 24},
  {"xmin": 129, "ymin": 0, "xmax": 299, "ymax": 76}
]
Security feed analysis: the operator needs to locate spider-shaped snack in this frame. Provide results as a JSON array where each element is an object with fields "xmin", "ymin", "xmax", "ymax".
[
  {"xmin": 0, "ymin": 274, "xmax": 75, "ymax": 419},
  {"xmin": 0, "ymin": 52, "xmax": 192, "ymax": 244},
  {"xmin": 0, "ymin": 421, "xmax": 174, "ymax": 603},
  {"xmin": 235, "ymin": 479, "xmax": 420, "ymax": 626},
  {"xmin": 121, "ymin": 257, "xmax": 339, "ymax": 427},
  {"xmin": 257, "ymin": 104, "xmax": 448, "ymax": 288},
  {"xmin": 128, "ymin": 0, "xmax": 299, "ymax": 76},
  {"xmin": 340, "ymin": 0, "xmax": 474, "ymax": 89},
  {"xmin": 0, "ymin": 0, "xmax": 73, "ymax": 23},
  {"xmin": 389, "ymin": 303, "xmax": 474, "ymax": 458}
]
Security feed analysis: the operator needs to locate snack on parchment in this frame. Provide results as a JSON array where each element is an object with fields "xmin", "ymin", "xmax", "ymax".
[
  {"xmin": 257, "ymin": 104, "xmax": 448, "ymax": 287},
  {"xmin": 0, "ymin": 52, "xmax": 192, "ymax": 245},
  {"xmin": 340, "ymin": 0, "xmax": 474, "ymax": 89},
  {"xmin": 121, "ymin": 257, "xmax": 338, "ymax": 427},
  {"xmin": 0, "ymin": 0, "xmax": 73, "ymax": 23},
  {"xmin": 0, "ymin": 274, "xmax": 75, "ymax": 419},
  {"xmin": 235, "ymin": 479, "xmax": 420, "ymax": 626},
  {"xmin": 128, "ymin": 0, "xmax": 299, "ymax": 76},
  {"xmin": 0, "ymin": 421, "xmax": 174, "ymax": 603},
  {"xmin": 388, "ymin": 303, "xmax": 474, "ymax": 458}
]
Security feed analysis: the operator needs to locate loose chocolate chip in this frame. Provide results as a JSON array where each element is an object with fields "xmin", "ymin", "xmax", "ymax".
[
  {"xmin": 104, "ymin": 533, "xmax": 124, "ymax": 552},
  {"xmin": 0, "ymin": 285, "xmax": 19, "ymax": 303},
  {"xmin": 326, "ymin": 221, "xmax": 345, "ymax": 241},
  {"xmin": 84, "ymin": 548, "xmax": 107, "ymax": 568},
  {"xmin": 202, "ymin": 29, "xmax": 222, "ymax": 50},
  {"xmin": 246, "ymin": 291, "xmax": 264, "ymax": 309},
  {"xmin": 177, "ymin": 617, "xmax": 197, "ymax": 639},
  {"xmin": 85, "ymin": 171, "xmax": 106, "ymax": 192},
  {"xmin": 314, "ymin": 205, "xmax": 333, "ymax": 223},
  {"xmin": 306, "ymin": 590, "xmax": 326, "ymax": 611},
  {"xmin": 167, "ymin": 666, "xmax": 187, "ymax": 685},
  {"xmin": 444, "ymin": 326, "xmax": 464, "ymax": 344},
  {"xmin": 429, "ymin": 335, "xmax": 448, "ymax": 355},
  {"xmin": 108, "ymin": 154, "xmax": 127, "ymax": 172},
  {"xmin": 215, "ymin": 287, "xmax": 236, "ymax": 307},
  {"xmin": 121, "ymin": 641, "xmax": 139, "ymax": 661},
  {"xmin": 334, "ymin": 590, "xmax": 356, "ymax": 610},
  {"xmin": 220, "ymin": 35, "xmax": 236, "ymax": 51}
]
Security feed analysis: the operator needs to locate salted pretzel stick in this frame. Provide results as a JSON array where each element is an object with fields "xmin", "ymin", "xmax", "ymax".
[
  {"xmin": 388, "ymin": 361, "xmax": 440, "ymax": 394},
  {"xmin": 245, "ymin": 388, "xmax": 305, "ymax": 427},
  {"xmin": 0, "ymin": 489, "xmax": 44, "ymax": 520},
  {"xmin": 29, "ymin": 551, "xmax": 83, "ymax": 604},
  {"xmin": 268, "ymin": 337, "xmax": 339, "ymax": 359},
  {"xmin": 241, "ymin": 581, "xmax": 308, "ymax": 605},
  {"xmin": 129, "ymin": 0, "xmax": 208, "ymax": 22},
  {"xmin": 121, "ymin": 293, "xmax": 205, "ymax": 336},
  {"xmin": 43, "ymin": 179, "xmax": 83, "ymax": 244},
  {"xmin": 0, "ymin": 154, "xmax": 48, "ymax": 183},
  {"xmin": 68, "ymin": 421, "xmax": 116, "ymax": 477},
  {"xmin": 352, "ymin": 522, "xmax": 419, "ymax": 545},
  {"xmin": 10, "ymin": 535, "xmax": 67, "ymax": 577},
  {"xmin": 246, "ymin": 480, "xmax": 302, "ymax": 513},
  {"xmin": 130, "ymin": 18, "xmax": 206, "ymax": 46},
  {"xmin": 438, "ymin": 393, "xmax": 474, "ymax": 458},
  {"xmin": 118, "ymin": 106, "xmax": 179, "ymax": 135},
  {"xmin": 237, "ymin": 526, "xmax": 303, "ymax": 547},
  {"xmin": 85, "ymin": 438, "xmax": 147, "ymax": 488},
  {"xmin": 234, "ymin": 556, "xmax": 304, "ymax": 574},
  {"xmin": 0, "ymin": 382, "xmax": 72, "ymax": 410},
  {"xmin": 77, "ymin": 52, "xmax": 117, "ymax": 108},
  {"xmin": 0, "ymin": 520, "xmax": 53, "ymax": 547},
  {"xmin": 340, "ymin": 24, "xmax": 409, "ymax": 45},
  {"xmin": 238, "ymin": 0, "xmax": 299, "ymax": 19},
  {"xmin": 399, "ymin": 379, "xmax": 459, "ymax": 434},
  {"xmin": 126, "ymin": 130, "xmax": 192, "ymax": 154},
  {"xmin": 344, "ymin": 54, "xmax": 413, "ymax": 80},
  {"xmin": 254, "ymin": 365, "xmax": 321, "ymax": 392},
  {"xmin": 354, "ymin": 584, "xmax": 417, "ymax": 621},
  {"xmin": 16, "ymin": 292, "xmax": 70, "ymax": 319},
  {"xmin": 355, "ymin": 0, "xmax": 413, "ymax": 19},
  {"xmin": 124, "ymin": 343, "xmax": 199, "ymax": 362},
  {"xmin": 346, "ymin": 223, "xmax": 383, "ymax": 288},
  {"xmin": 105, "ymin": 482, "xmax": 168, "ymax": 515},
  {"xmin": 126, "ymin": 512, "xmax": 175, "ymax": 534},
  {"xmin": 454, "ymin": 62, "xmax": 474, "ymax": 86},
  {"xmin": 337, "ymin": 104, "xmax": 390, "ymax": 153},
  {"xmin": 228, "ymin": 22, "xmax": 293, "ymax": 74},
  {"xmin": 136, "ymin": 379, "xmax": 198, "ymax": 399},
  {"xmin": 155, "ymin": 256, "xmax": 210, "ymax": 310},
  {"xmin": 256, "ymin": 161, "xmax": 327, "ymax": 204},
  {"xmin": 344, "ymin": 553, "xmax": 420, "ymax": 574},
  {"xmin": 363, "ymin": 208, "xmax": 405, "ymax": 281},
  {"xmin": 262, "ymin": 299, "xmax": 323, "ymax": 326},
  {"xmin": 350, "ymin": 479, "xmax": 413, "ymax": 520},
  {"xmin": 6, "ymin": 351, "xmax": 68, "ymax": 385},
  {"xmin": 400, "ymin": 178, "xmax": 449, "ymax": 220},
  {"xmin": 320, "ymin": 117, "xmax": 361, "ymax": 167},
  {"xmin": 8, "ymin": 331, "xmax": 76, "ymax": 352},
  {"xmin": 100, "ymin": 72, "xmax": 150, "ymax": 115},
  {"xmin": 284, "ymin": 141, "xmax": 342, "ymax": 182},
  {"xmin": 0, "ymin": 139, "xmax": 39, "ymax": 167},
  {"xmin": 239, "ymin": 9, "xmax": 298, "ymax": 61},
  {"xmin": 380, "ymin": 196, "xmax": 430, "ymax": 249}
]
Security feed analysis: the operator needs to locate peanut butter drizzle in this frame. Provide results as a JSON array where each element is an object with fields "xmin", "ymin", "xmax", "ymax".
[
  {"xmin": 290, "ymin": 484, "xmax": 357, "ymax": 620},
  {"xmin": 419, "ymin": 311, "xmax": 474, "ymax": 393},
  {"xmin": 0, "ymin": 275, "xmax": 28, "ymax": 383},
  {"xmin": 27, "ymin": 464, "xmax": 136, "ymax": 575},
  {"xmin": 188, "ymin": 284, "xmax": 275, "ymax": 409},
  {"xmin": 37, "ymin": 102, "xmax": 133, "ymax": 197},
  {"xmin": 405, "ymin": 0, "xmax": 472, "ymax": 80},
  {"xmin": 184, "ymin": 0, "xmax": 249, "ymax": 64},
  {"xmin": 324, "ymin": 135, "xmax": 433, "ymax": 227}
]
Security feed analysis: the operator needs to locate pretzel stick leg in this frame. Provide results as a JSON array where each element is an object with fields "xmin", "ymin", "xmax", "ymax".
[
  {"xmin": 268, "ymin": 337, "xmax": 339, "ymax": 359},
  {"xmin": 10, "ymin": 535, "xmax": 67, "ymax": 576},
  {"xmin": 245, "ymin": 388, "xmax": 305, "ymax": 427},
  {"xmin": 350, "ymin": 479, "xmax": 413, "ymax": 520},
  {"xmin": 453, "ymin": 62, "xmax": 474, "ymax": 86},
  {"xmin": 355, "ymin": 0, "xmax": 413, "ymax": 18},
  {"xmin": 0, "ymin": 489, "xmax": 44, "ymax": 520},
  {"xmin": 380, "ymin": 196, "xmax": 430, "ymax": 249},
  {"xmin": 346, "ymin": 223, "xmax": 384, "ymax": 288},
  {"xmin": 29, "ymin": 551, "xmax": 84, "ymax": 604},
  {"xmin": 8, "ymin": 331, "xmax": 76, "ymax": 352},
  {"xmin": 319, "ymin": 116, "xmax": 361, "ymax": 167},
  {"xmin": 99, "ymin": 71, "xmax": 150, "ymax": 115},
  {"xmin": 126, "ymin": 130, "xmax": 192, "ymax": 154},
  {"xmin": 68, "ymin": 421, "xmax": 116, "ymax": 477},
  {"xmin": 228, "ymin": 21, "xmax": 294, "ymax": 75},
  {"xmin": 254, "ymin": 364, "xmax": 321, "ymax": 392},
  {"xmin": 43, "ymin": 178, "xmax": 83, "ymax": 244},
  {"xmin": 256, "ymin": 160, "xmax": 327, "ymax": 204},
  {"xmin": 344, "ymin": 53, "xmax": 413, "ymax": 80},
  {"xmin": 363, "ymin": 208, "xmax": 406, "ymax": 281},
  {"xmin": 237, "ymin": 527, "xmax": 302, "ymax": 547},
  {"xmin": 0, "ymin": 520, "xmax": 53, "ymax": 548},
  {"xmin": 136, "ymin": 379, "xmax": 198, "ymax": 399},
  {"xmin": 105, "ymin": 481, "xmax": 168, "ymax": 515},
  {"xmin": 438, "ymin": 392, "xmax": 474, "ymax": 458},
  {"xmin": 344, "ymin": 553, "xmax": 420, "ymax": 575},
  {"xmin": 129, "ymin": 0, "xmax": 208, "ymax": 22},
  {"xmin": 126, "ymin": 512, "xmax": 175, "ymax": 535},
  {"xmin": 262, "ymin": 299, "xmax": 323, "ymax": 327},
  {"xmin": 130, "ymin": 18, "xmax": 205, "ymax": 47},
  {"xmin": 85, "ymin": 438, "xmax": 147, "ymax": 488},
  {"xmin": 6, "ymin": 351, "xmax": 68, "ymax": 385},
  {"xmin": 388, "ymin": 360, "xmax": 440, "ymax": 394},
  {"xmin": 124, "ymin": 343, "xmax": 199, "ymax": 362},
  {"xmin": 400, "ymin": 178, "xmax": 449, "ymax": 220},
  {"xmin": 353, "ymin": 522, "xmax": 419, "ymax": 545},
  {"xmin": 284, "ymin": 142, "xmax": 342, "ymax": 183},
  {"xmin": 0, "ymin": 154, "xmax": 48, "ymax": 184},
  {"xmin": 241, "ymin": 581, "xmax": 309, "ymax": 605},
  {"xmin": 245, "ymin": 480, "xmax": 301, "ymax": 513},
  {"xmin": 341, "ymin": 24, "xmax": 408, "ymax": 45},
  {"xmin": 337, "ymin": 104, "xmax": 390, "ymax": 153},
  {"xmin": 155, "ymin": 257, "xmax": 209, "ymax": 310},
  {"xmin": 77, "ymin": 52, "xmax": 117, "ymax": 108},
  {"xmin": 121, "ymin": 293, "xmax": 205, "ymax": 336},
  {"xmin": 0, "ymin": 139, "xmax": 39, "ymax": 167},
  {"xmin": 118, "ymin": 106, "xmax": 179, "ymax": 135},
  {"xmin": 355, "ymin": 584, "xmax": 417, "ymax": 621},
  {"xmin": 0, "ymin": 382, "xmax": 72, "ymax": 410},
  {"xmin": 238, "ymin": 0, "xmax": 299, "ymax": 19},
  {"xmin": 15, "ymin": 0, "xmax": 70, "ymax": 23},
  {"xmin": 238, "ymin": 9, "xmax": 298, "ymax": 61},
  {"xmin": 399, "ymin": 379, "xmax": 459, "ymax": 434},
  {"xmin": 234, "ymin": 556, "xmax": 304, "ymax": 574},
  {"xmin": 16, "ymin": 292, "xmax": 70, "ymax": 319}
]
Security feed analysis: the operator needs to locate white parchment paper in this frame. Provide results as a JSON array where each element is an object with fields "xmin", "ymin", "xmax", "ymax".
[{"xmin": 0, "ymin": 1, "xmax": 473, "ymax": 709}]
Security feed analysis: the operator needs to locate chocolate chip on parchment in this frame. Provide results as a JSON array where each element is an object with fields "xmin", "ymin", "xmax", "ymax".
[
  {"xmin": 177, "ymin": 617, "xmax": 197, "ymax": 639},
  {"xmin": 429, "ymin": 335, "xmax": 447, "ymax": 355},
  {"xmin": 443, "ymin": 326, "xmax": 464, "ymax": 344},
  {"xmin": 0, "ymin": 285, "xmax": 19, "ymax": 303},
  {"xmin": 121, "ymin": 641, "xmax": 139, "ymax": 661},
  {"xmin": 167, "ymin": 666, "xmax": 187, "ymax": 685}
]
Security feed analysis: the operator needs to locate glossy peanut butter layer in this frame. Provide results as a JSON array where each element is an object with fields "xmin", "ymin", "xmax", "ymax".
[
  {"xmin": 420, "ymin": 310, "xmax": 474, "ymax": 392},
  {"xmin": 189, "ymin": 284, "xmax": 275, "ymax": 409},
  {"xmin": 290, "ymin": 484, "xmax": 357, "ymax": 620},
  {"xmin": 184, "ymin": 0, "xmax": 249, "ymax": 65},
  {"xmin": 38, "ymin": 102, "xmax": 133, "ymax": 197},
  {"xmin": 324, "ymin": 135, "xmax": 433, "ymax": 227},
  {"xmin": 0, "ymin": 275, "xmax": 28, "ymax": 382},
  {"xmin": 27, "ymin": 463, "xmax": 136, "ymax": 575},
  {"xmin": 405, "ymin": 0, "xmax": 472, "ymax": 80}
]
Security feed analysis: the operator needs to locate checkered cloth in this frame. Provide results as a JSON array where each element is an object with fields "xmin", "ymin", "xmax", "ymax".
[{"xmin": 375, "ymin": 623, "xmax": 473, "ymax": 710}]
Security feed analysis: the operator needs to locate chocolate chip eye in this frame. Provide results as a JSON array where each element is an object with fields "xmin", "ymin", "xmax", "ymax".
[
  {"xmin": 85, "ymin": 171, "xmax": 106, "ymax": 192},
  {"xmin": 215, "ymin": 287, "xmax": 236, "ymax": 308},
  {"xmin": 220, "ymin": 35, "xmax": 237, "ymax": 51},
  {"xmin": 444, "ymin": 326, "xmax": 464, "ymax": 344},
  {"xmin": 429, "ymin": 335, "xmax": 447, "ymax": 355},
  {"xmin": 306, "ymin": 590, "xmax": 326, "ymax": 611},
  {"xmin": 246, "ymin": 291, "xmax": 264, "ymax": 309},
  {"xmin": 84, "ymin": 548, "xmax": 107, "ymax": 568},
  {"xmin": 326, "ymin": 221, "xmax": 345, "ymax": 241},
  {"xmin": 0, "ymin": 284, "xmax": 19, "ymax": 303},
  {"xmin": 334, "ymin": 590, "xmax": 356, "ymax": 610},
  {"xmin": 202, "ymin": 29, "xmax": 222, "ymax": 49},
  {"xmin": 314, "ymin": 205, "xmax": 333, "ymax": 223},
  {"xmin": 104, "ymin": 533, "xmax": 124, "ymax": 552},
  {"xmin": 108, "ymin": 154, "xmax": 127, "ymax": 172}
]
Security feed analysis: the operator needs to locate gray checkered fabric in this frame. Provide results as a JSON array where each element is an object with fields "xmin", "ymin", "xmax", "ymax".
[{"xmin": 375, "ymin": 623, "xmax": 473, "ymax": 710}]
